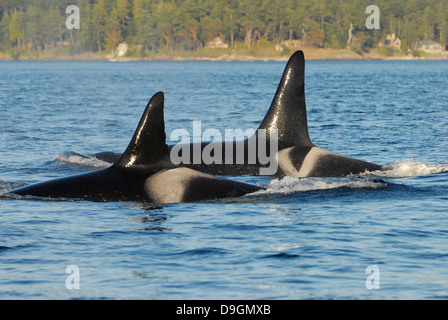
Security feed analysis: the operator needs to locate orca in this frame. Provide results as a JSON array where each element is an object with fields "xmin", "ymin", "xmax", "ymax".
[
  {"xmin": 269, "ymin": 50, "xmax": 383, "ymax": 177},
  {"xmin": 71, "ymin": 50, "xmax": 383, "ymax": 177},
  {"xmin": 9, "ymin": 92, "xmax": 262, "ymax": 203}
]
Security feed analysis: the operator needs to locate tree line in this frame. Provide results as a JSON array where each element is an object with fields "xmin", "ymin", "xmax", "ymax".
[{"xmin": 1, "ymin": 0, "xmax": 447, "ymax": 56}]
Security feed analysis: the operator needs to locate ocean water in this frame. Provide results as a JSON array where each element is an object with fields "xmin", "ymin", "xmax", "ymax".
[{"xmin": 0, "ymin": 58, "xmax": 447, "ymax": 300}]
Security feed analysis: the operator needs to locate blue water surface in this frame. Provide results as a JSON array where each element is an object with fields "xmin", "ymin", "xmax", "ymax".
[{"xmin": 0, "ymin": 58, "xmax": 447, "ymax": 299}]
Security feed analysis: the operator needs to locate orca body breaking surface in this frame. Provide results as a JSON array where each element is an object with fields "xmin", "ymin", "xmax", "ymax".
[
  {"xmin": 88, "ymin": 50, "xmax": 383, "ymax": 177},
  {"xmin": 9, "ymin": 93, "xmax": 262, "ymax": 203}
]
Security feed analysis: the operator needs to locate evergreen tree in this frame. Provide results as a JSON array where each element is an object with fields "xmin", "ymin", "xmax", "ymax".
[
  {"xmin": 9, "ymin": 10, "xmax": 23, "ymax": 49},
  {"xmin": 0, "ymin": 0, "xmax": 446, "ymax": 56},
  {"xmin": 25, "ymin": 4, "xmax": 46, "ymax": 51},
  {"xmin": 92, "ymin": 0, "xmax": 108, "ymax": 51}
]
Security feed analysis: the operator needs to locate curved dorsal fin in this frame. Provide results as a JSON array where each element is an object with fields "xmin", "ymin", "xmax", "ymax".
[
  {"xmin": 115, "ymin": 92, "xmax": 170, "ymax": 168},
  {"xmin": 257, "ymin": 50, "xmax": 313, "ymax": 148}
]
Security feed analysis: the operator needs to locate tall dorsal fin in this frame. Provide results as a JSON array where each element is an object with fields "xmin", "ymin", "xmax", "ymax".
[
  {"xmin": 257, "ymin": 50, "xmax": 313, "ymax": 148},
  {"xmin": 115, "ymin": 92, "xmax": 170, "ymax": 168}
]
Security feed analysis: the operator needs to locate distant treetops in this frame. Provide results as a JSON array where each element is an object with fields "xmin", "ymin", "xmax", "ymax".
[{"xmin": 0, "ymin": 0, "xmax": 447, "ymax": 55}]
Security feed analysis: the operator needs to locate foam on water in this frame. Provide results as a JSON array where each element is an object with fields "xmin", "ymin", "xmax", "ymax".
[
  {"xmin": 364, "ymin": 159, "xmax": 448, "ymax": 178},
  {"xmin": 0, "ymin": 181, "xmax": 26, "ymax": 194},
  {"xmin": 0, "ymin": 182, "xmax": 14, "ymax": 194},
  {"xmin": 253, "ymin": 160, "xmax": 448, "ymax": 196},
  {"xmin": 54, "ymin": 153, "xmax": 111, "ymax": 169},
  {"xmin": 254, "ymin": 176, "xmax": 386, "ymax": 195}
]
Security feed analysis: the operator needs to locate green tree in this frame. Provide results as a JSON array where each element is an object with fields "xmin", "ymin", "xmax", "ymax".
[
  {"xmin": 285, "ymin": 0, "xmax": 305, "ymax": 41},
  {"xmin": 80, "ymin": 1, "xmax": 97, "ymax": 52},
  {"xmin": 92, "ymin": 0, "xmax": 108, "ymax": 51},
  {"xmin": 306, "ymin": 19, "xmax": 325, "ymax": 47},
  {"xmin": 0, "ymin": 0, "xmax": 446, "ymax": 57},
  {"xmin": 238, "ymin": 0, "xmax": 263, "ymax": 48},
  {"xmin": 201, "ymin": 16, "xmax": 223, "ymax": 43},
  {"xmin": 9, "ymin": 10, "xmax": 24, "ymax": 50},
  {"xmin": 133, "ymin": 2, "xmax": 159, "ymax": 51},
  {"xmin": 222, "ymin": 1, "xmax": 238, "ymax": 47},
  {"xmin": 178, "ymin": 18, "xmax": 200, "ymax": 50},
  {"xmin": 25, "ymin": 4, "xmax": 46, "ymax": 51},
  {"xmin": 112, "ymin": 0, "xmax": 132, "ymax": 41},
  {"xmin": 154, "ymin": 0, "xmax": 177, "ymax": 51},
  {"xmin": 104, "ymin": 26, "xmax": 121, "ymax": 53},
  {"xmin": 436, "ymin": 1, "xmax": 448, "ymax": 47},
  {"xmin": 0, "ymin": 11, "xmax": 11, "ymax": 48},
  {"xmin": 42, "ymin": 7, "xmax": 62, "ymax": 50}
]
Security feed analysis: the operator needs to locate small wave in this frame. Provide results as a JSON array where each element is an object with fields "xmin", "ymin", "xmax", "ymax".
[
  {"xmin": 260, "ymin": 252, "xmax": 300, "ymax": 259},
  {"xmin": 1, "ymin": 181, "xmax": 82, "ymax": 202},
  {"xmin": 174, "ymin": 247, "xmax": 229, "ymax": 257},
  {"xmin": 0, "ymin": 244, "xmax": 36, "ymax": 252},
  {"xmin": 365, "ymin": 160, "xmax": 448, "ymax": 178},
  {"xmin": 1, "ymin": 192, "xmax": 80, "ymax": 202},
  {"xmin": 0, "ymin": 181, "xmax": 27, "ymax": 194},
  {"xmin": 253, "ymin": 176, "xmax": 386, "ymax": 196},
  {"xmin": 54, "ymin": 153, "xmax": 111, "ymax": 169}
]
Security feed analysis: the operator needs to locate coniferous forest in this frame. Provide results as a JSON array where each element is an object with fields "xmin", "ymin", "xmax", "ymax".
[{"xmin": 1, "ymin": 0, "xmax": 447, "ymax": 59}]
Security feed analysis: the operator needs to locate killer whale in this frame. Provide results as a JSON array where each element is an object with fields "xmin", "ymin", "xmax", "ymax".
[
  {"xmin": 270, "ymin": 50, "xmax": 383, "ymax": 177},
  {"xmin": 73, "ymin": 50, "xmax": 383, "ymax": 177},
  {"xmin": 179, "ymin": 50, "xmax": 382, "ymax": 177},
  {"xmin": 9, "ymin": 92, "xmax": 262, "ymax": 203}
]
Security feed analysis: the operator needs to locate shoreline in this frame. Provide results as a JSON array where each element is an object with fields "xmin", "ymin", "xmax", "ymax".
[{"xmin": 2, "ymin": 47, "xmax": 448, "ymax": 62}]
